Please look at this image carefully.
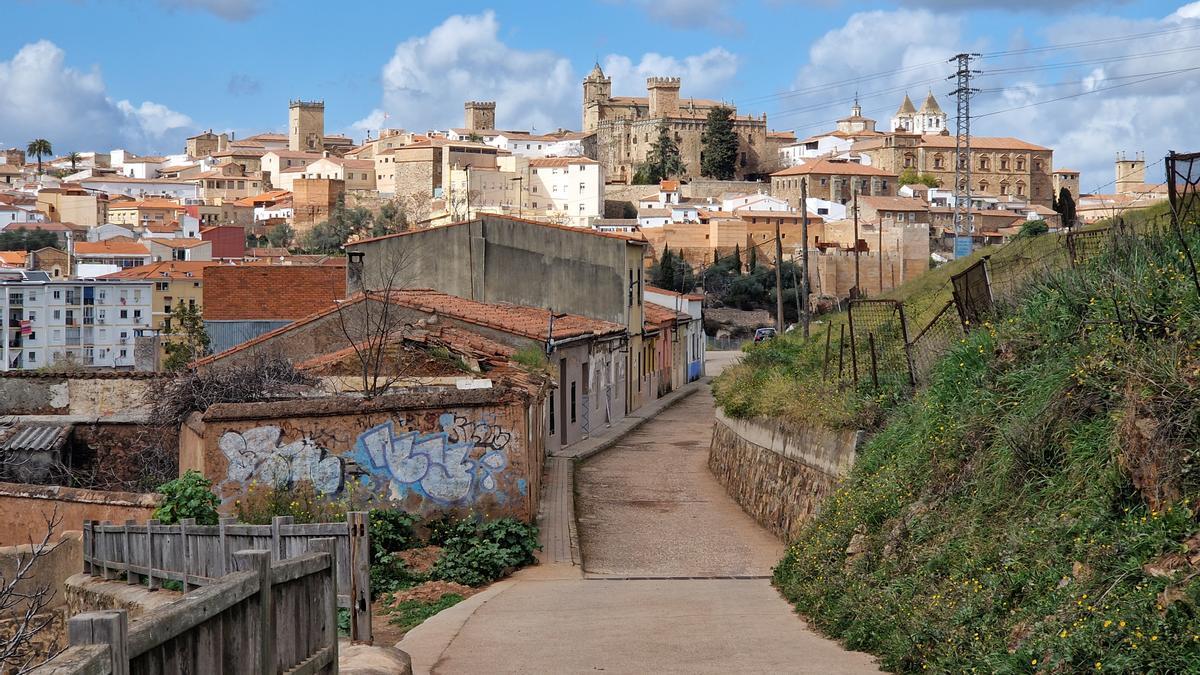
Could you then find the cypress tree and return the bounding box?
[732,244,743,275]
[701,106,739,180]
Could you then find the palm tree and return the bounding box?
[26,139,52,174]
[67,152,80,172]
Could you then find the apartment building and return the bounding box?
[1,269,155,371]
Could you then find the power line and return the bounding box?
[975,66,1200,119]
[981,22,1200,58]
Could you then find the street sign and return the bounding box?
[954,235,973,259]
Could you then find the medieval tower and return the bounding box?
[1115,151,1147,194]
[289,100,325,152]
[464,101,496,132]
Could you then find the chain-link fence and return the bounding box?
[846,299,913,390]
[907,300,963,385]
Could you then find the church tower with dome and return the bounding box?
[891,90,948,134]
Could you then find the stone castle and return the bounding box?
[582,65,782,183]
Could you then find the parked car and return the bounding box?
[753,327,776,343]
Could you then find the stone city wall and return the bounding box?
[0,373,156,417]
[708,409,860,541]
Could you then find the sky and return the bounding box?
[3,0,1199,191]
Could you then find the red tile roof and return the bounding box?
[528,157,600,168]
[73,240,151,256]
[643,301,690,327]
[103,261,217,280]
[383,289,624,341]
[772,158,897,178]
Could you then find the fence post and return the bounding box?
[124,520,138,586]
[82,521,93,576]
[847,303,859,384]
[896,302,917,388]
[868,332,879,390]
[234,550,273,675]
[311,538,340,666]
[837,323,846,385]
[347,511,373,644]
[822,322,832,380]
[100,521,116,581]
[218,516,235,576]
[271,515,293,562]
[180,518,196,591]
[146,519,160,591]
[68,610,129,675]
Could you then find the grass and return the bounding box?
[773,214,1200,673]
[714,203,1175,429]
[386,594,465,631]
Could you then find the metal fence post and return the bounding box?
[234,549,273,675]
[347,511,373,644]
[847,304,859,384]
[868,332,880,390]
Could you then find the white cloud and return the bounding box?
[777,5,1200,191]
[0,41,193,153]
[354,11,575,134]
[157,0,266,21]
[601,48,740,98]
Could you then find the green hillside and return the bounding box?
[772,214,1200,672]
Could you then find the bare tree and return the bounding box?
[0,510,64,673]
[334,247,420,397]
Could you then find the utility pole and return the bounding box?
[852,188,861,299]
[774,216,785,332]
[949,52,980,257]
[800,177,810,338]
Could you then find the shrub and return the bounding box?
[153,470,220,525]
[387,594,465,631]
[369,509,421,562]
[233,480,349,525]
[1018,219,1049,238]
[430,517,539,587]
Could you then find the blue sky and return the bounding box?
[3,0,1198,190]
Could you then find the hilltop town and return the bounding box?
[1,6,1196,671]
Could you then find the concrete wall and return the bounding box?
[182,390,545,522]
[64,573,181,621]
[348,216,639,327]
[708,410,859,541]
[0,483,160,546]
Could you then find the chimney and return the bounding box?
[347,251,364,295]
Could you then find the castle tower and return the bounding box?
[1115,151,1146,194]
[464,101,496,132]
[1052,169,1081,203]
[582,63,612,131]
[289,100,325,152]
[647,77,681,118]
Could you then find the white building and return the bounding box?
[521,157,604,227]
[490,131,588,158]
[1,270,155,371]
[78,176,199,201]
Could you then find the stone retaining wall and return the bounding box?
[708,410,860,541]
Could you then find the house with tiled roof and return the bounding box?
[104,260,217,363]
[194,286,627,453]
[201,264,348,354]
[147,237,212,263]
[73,238,152,270]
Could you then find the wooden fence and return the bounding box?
[33,542,339,674]
[80,513,371,643]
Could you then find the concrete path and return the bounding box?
[400,351,881,674]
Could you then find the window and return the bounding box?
[119,349,127,358]
[120,310,128,319]
[156,282,169,291]
[1000,157,1009,171]
[549,396,555,436]
[27,352,35,363]
[53,290,61,300]
[28,311,36,323]
[133,310,142,320]
[570,382,577,424]
[1017,158,1026,171]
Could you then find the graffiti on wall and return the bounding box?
[219,426,344,495]
[218,414,517,508]
[352,413,513,506]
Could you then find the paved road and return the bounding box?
[404,352,880,674]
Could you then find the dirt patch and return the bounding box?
[396,546,442,574]
[388,580,475,606]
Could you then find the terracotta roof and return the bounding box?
[348,214,648,246]
[660,180,680,192]
[771,158,897,178]
[231,189,291,208]
[2,222,88,233]
[73,240,151,256]
[917,134,1050,152]
[244,133,289,142]
[264,150,324,160]
[643,301,690,327]
[0,251,29,266]
[857,196,929,211]
[145,222,181,233]
[247,247,289,257]
[384,289,624,341]
[147,237,206,249]
[103,261,217,280]
[638,208,671,217]
[124,156,166,164]
[78,176,195,184]
[645,285,704,301]
[528,157,600,168]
